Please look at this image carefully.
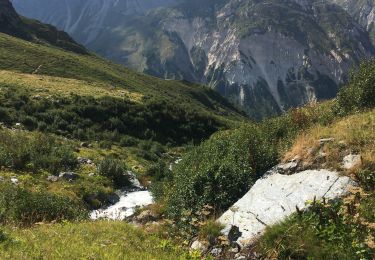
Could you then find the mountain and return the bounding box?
[330,0,375,43]
[1,0,87,54]
[13,0,375,119]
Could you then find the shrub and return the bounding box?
[166,124,278,218]
[198,220,223,243]
[0,183,87,226]
[149,161,173,201]
[98,157,130,188]
[120,135,139,147]
[337,59,375,114]
[0,130,77,174]
[256,200,374,259]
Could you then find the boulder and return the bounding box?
[277,161,298,175]
[58,172,78,181]
[343,154,361,170]
[46,175,58,182]
[10,177,19,185]
[210,247,222,256]
[135,209,157,224]
[107,193,120,204]
[218,168,354,245]
[190,240,207,253]
[127,170,143,189]
[80,142,89,147]
[77,157,93,165]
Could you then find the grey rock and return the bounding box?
[58,172,78,181]
[46,175,58,182]
[88,172,95,177]
[210,247,222,256]
[10,177,19,185]
[190,240,207,253]
[234,255,246,260]
[135,209,157,224]
[0,176,4,182]
[218,169,355,245]
[80,142,89,148]
[229,247,239,253]
[107,193,120,204]
[343,154,362,170]
[277,161,298,175]
[318,138,335,145]
[77,157,93,164]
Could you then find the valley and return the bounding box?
[0,0,374,259]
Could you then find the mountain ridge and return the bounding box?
[13,0,375,119]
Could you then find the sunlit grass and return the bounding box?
[0,221,187,259]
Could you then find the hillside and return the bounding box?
[13,0,375,119]
[0,31,246,144]
[0,0,87,54]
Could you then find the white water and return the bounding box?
[90,190,153,220]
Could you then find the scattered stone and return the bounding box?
[218,169,354,245]
[210,247,222,256]
[107,193,120,204]
[127,170,143,189]
[277,161,298,175]
[80,142,89,148]
[58,172,79,181]
[229,246,239,253]
[46,175,58,182]
[135,209,157,224]
[10,177,19,185]
[77,157,93,165]
[318,138,334,146]
[234,254,246,260]
[343,154,361,170]
[190,240,207,253]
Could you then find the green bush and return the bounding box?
[98,157,130,188]
[120,135,139,147]
[166,124,278,218]
[256,200,374,259]
[149,161,173,201]
[0,130,77,174]
[337,59,375,114]
[0,86,225,146]
[0,183,87,226]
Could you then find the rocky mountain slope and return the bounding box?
[1,0,87,54]
[330,0,375,43]
[13,0,375,119]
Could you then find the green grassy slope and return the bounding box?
[0,221,187,259]
[0,32,242,120]
[0,32,246,146]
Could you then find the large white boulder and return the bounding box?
[218,169,354,245]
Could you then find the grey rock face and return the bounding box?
[218,168,355,245]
